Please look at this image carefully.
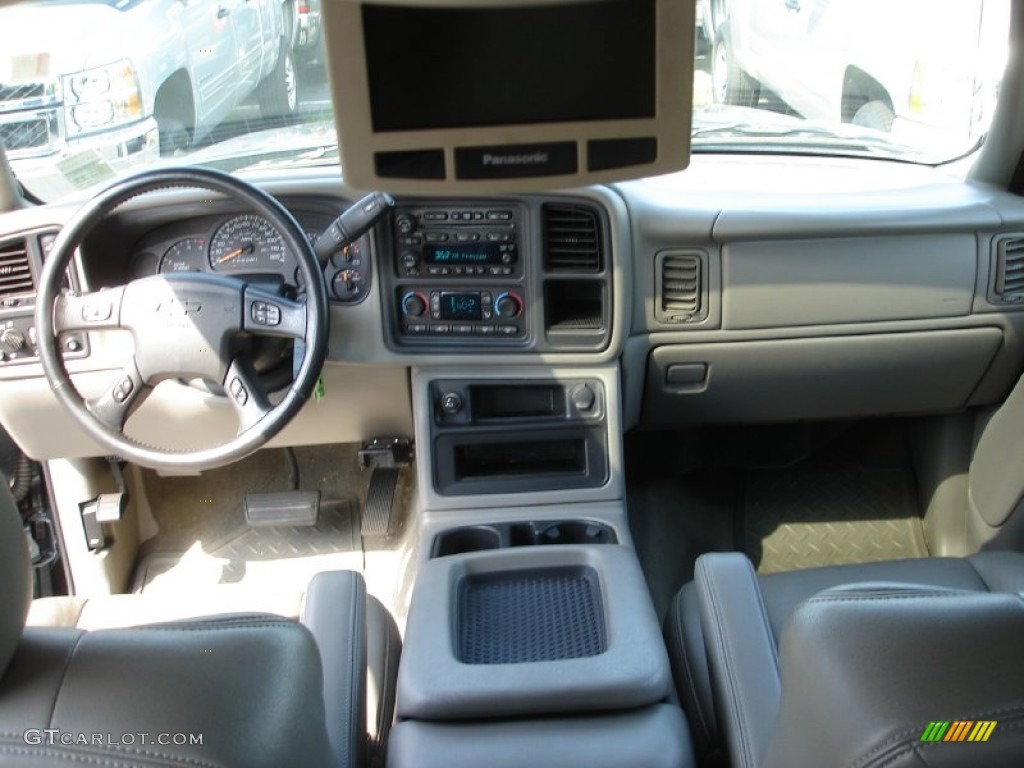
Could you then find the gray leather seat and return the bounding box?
[0,480,399,768]
[668,551,1024,768]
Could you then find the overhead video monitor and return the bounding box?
[322,0,695,192]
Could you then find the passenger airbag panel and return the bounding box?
[723,235,976,329]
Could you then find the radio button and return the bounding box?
[430,324,451,334]
[452,324,474,335]
[425,232,448,242]
[456,233,479,242]
[396,214,417,234]
[424,212,448,222]
[476,325,496,335]
[487,210,513,221]
[497,325,519,336]
[407,323,427,334]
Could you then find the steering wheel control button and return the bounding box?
[250,300,281,327]
[113,376,134,404]
[229,377,248,406]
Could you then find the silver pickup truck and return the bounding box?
[0,0,299,199]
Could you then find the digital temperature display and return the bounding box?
[439,292,483,321]
[424,244,503,265]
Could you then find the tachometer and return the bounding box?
[159,237,207,273]
[209,214,287,272]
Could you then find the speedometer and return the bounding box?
[208,215,287,272]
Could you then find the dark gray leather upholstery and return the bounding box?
[668,551,1024,767]
[0,475,29,678]
[0,479,398,768]
[764,584,1024,768]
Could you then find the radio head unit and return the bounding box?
[393,203,523,279]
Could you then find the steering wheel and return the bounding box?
[34,168,329,470]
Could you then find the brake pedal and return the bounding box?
[244,490,320,527]
[359,437,413,537]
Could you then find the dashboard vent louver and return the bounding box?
[542,204,602,272]
[996,238,1024,302]
[0,238,33,298]
[657,251,702,322]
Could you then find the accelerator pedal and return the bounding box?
[359,437,414,538]
[244,490,320,527]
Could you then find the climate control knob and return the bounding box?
[0,328,25,353]
[401,291,428,317]
[494,291,523,319]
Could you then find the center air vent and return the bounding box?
[542,204,602,272]
[995,237,1024,303]
[0,239,33,298]
[656,251,703,323]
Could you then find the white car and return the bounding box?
[706,0,1008,153]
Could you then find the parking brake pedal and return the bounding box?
[244,490,320,527]
[359,437,413,538]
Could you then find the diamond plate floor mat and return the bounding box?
[742,465,928,574]
[132,446,364,594]
[134,499,362,593]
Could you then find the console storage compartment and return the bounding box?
[389,544,692,767]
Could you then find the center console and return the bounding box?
[388,189,693,767]
[380,197,613,353]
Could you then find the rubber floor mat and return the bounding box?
[134,499,361,593]
[742,465,928,574]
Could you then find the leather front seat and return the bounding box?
[0,480,399,768]
[668,551,1024,768]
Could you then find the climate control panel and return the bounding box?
[397,287,526,339]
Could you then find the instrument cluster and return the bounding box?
[128,212,371,303]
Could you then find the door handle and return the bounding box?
[217,6,231,18]
[785,0,801,10]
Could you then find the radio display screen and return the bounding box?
[424,244,503,266]
[439,292,483,321]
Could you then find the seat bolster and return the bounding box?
[366,595,401,768]
[694,553,781,768]
[665,583,721,762]
[301,570,368,768]
[763,584,1024,768]
[967,550,1024,595]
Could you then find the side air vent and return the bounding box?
[542,204,602,272]
[0,238,33,298]
[995,237,1024,303]
[656,251,703,323]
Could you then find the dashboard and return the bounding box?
[1,155,1024,463]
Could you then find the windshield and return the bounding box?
[0,0,1011,201]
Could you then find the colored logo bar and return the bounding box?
[921,721,997,742]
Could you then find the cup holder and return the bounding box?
[434,526,503,557]
[432,519,616,557]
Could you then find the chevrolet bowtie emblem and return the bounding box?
[156,299,202,317]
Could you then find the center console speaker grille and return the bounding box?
[457,566,606,664]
